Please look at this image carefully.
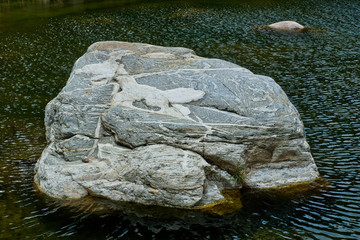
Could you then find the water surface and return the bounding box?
[1,0,359,239]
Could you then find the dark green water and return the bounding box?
[1,0,359,239]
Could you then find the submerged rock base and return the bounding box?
[34,41,319,209]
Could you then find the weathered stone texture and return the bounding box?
[34,41,319,208]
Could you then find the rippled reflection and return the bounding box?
[0,0,359,239]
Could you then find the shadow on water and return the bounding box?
[1,0,360,239]
[0,0,143,33]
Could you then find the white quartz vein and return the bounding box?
[132,67,252,79]
[112,64,205,120]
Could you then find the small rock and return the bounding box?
[267,21,306,32]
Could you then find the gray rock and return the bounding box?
[34,41,319,208]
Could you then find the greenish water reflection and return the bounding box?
[0,0,359,239]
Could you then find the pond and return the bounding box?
[0,0,359,239]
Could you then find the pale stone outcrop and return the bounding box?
[267,21,306,32]
[34,41,319,208]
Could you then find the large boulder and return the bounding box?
[34,41,319,209]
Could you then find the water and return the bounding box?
[1,0,359,239]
